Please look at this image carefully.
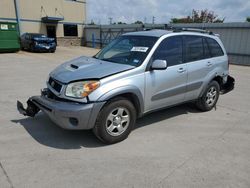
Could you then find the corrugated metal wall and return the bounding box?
[84,22,250,65]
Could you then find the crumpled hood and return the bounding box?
[50,56,134,83]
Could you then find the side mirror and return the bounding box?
[151,60,167,70]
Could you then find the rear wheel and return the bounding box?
[93,98,136,144]
[196,81,220,111]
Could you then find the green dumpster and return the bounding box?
[0,22,20,52]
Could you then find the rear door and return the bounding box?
[184,35,213,100]
[145,36,187,112]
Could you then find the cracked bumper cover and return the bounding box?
[29,96,105,130]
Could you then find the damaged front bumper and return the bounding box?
[17,90,105,130]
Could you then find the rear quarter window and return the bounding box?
[206,38,224,57]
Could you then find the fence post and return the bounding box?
[99,25,102,48]
[92,33,95,48]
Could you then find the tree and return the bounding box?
[246,17,250,22]
[171,9,225,23]
[89,20,96,25]
[117,21,126,24]
[134,20,143,24]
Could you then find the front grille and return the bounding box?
[41,42,54,46]
[48,77,62,93]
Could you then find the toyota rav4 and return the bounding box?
[17,29,235,144]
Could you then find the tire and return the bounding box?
[196,81,220,112]
[93,98,137,144]
[30,45,34,52]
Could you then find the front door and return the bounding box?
[145,36,187,112]
[46,25,57,44]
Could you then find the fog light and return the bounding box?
[69,118,78,126]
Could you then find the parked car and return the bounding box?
[20,33,56,53]
[17,29,235,144]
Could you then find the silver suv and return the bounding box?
[17,29,235,144]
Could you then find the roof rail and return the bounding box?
[173,28,214,35]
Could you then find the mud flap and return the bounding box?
[221,75,235,95]
[17,99,40,117]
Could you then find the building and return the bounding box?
[0,0,86,46]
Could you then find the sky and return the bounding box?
[86,0,250,24]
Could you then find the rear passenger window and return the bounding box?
[184,36,203,62]
[153,36,183,67]
[206,38,224,57]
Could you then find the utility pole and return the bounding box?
[192,10,194,22]
[152,16,155,24]
[109,17,113,25]
[14,0,22,35]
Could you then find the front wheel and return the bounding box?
[93,98,136,144]
[196,81,220,112]
[29,45,35,52]
[50,48,56,53]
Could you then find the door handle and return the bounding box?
[177,68,186,73]
[207,62,213,67]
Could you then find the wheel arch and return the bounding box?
[97,86,144,117]
[212,76,223,89]
[199,74,224,98]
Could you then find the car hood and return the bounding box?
[34,37,55,42]
[50,56,135,83]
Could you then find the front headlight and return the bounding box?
[65,80,100,98]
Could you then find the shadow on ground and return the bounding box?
[12,104,201,149]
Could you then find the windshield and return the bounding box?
[95,35,158,67]
[32,34,46,38]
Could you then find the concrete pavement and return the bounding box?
[0,47,249,188]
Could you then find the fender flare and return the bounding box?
[97,85,144,116]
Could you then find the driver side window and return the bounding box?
[153,36,183,67]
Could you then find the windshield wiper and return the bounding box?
[100,58,118,63]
